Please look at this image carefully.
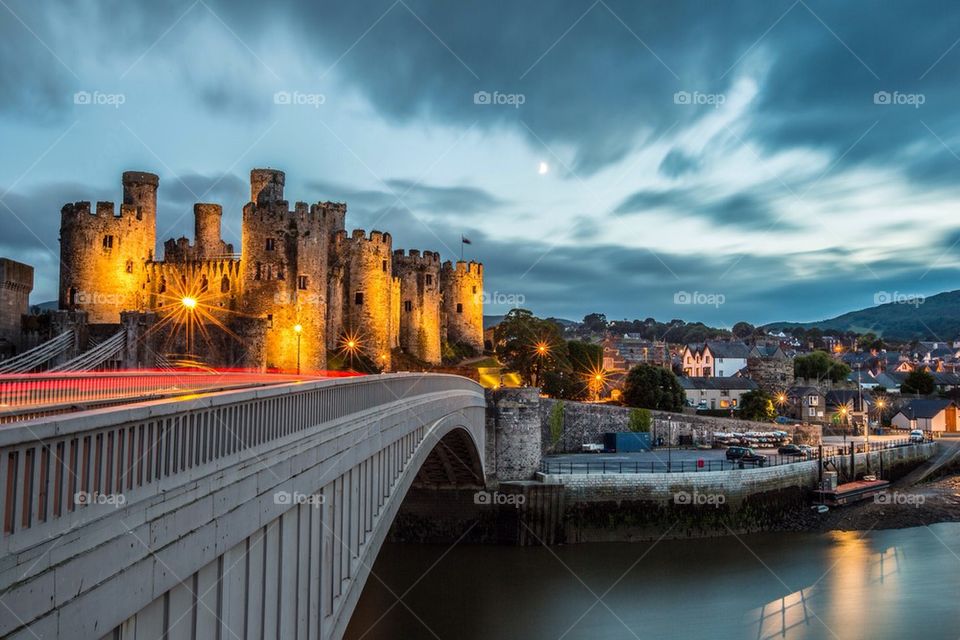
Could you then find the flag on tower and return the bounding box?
[461,235,472,245]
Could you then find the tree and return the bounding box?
[622,364,685,412]
[540,340,602,400]
[738,389,776,422]
[732,321,755,339]
[794,351,850,383]
[901,369,935,395]
[582,313,607,333]
[628,408,652,432]
[494,309,569,386]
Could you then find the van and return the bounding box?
[909,429,925,443]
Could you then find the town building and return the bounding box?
[679,376,758,410]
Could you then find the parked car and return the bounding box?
[778,444,805,456]
[740,451,767,467]
[909,429,925,443]
[581,443,604,453]
[725,446,750,460]
[798,445,816,457]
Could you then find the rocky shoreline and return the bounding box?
[782,471,960,533]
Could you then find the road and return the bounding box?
[540,447,801,473]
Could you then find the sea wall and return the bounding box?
[541,398,822,454]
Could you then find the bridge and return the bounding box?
[0,373,487,640]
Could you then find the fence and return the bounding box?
[539,438,926,474]
[0,373,479,537]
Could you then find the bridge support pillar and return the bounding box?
[485,387,542,483]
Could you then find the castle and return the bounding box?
[57,169,484,371]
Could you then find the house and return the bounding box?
[606,335,668,368]
[681,341,750,377]
[679,376,758,410]
[824,389,874,427]
[891,398,958,433]
[786,386,827,424]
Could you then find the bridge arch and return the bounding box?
[0,373,486,640]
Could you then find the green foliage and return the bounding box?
[441,339,477,365]
[548,400,565,447]
[628,408,652,432]
[793,351,851,383]
[732,321,755,338]
[738,389,777,422]
[622,364,685,412]
[582,313,608,332]
[901,369,935,395]
[604,318,731,343]
[494,309,570,386]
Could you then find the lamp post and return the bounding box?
[181,296,197,355]
[293,324,303,374]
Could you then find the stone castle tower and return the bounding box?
[57,168,484,371]
[59,172,158,323]
[441,260,484,353]
[393,250,442,364]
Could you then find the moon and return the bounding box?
[538,161,549,175]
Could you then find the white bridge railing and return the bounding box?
[0,374,477,538]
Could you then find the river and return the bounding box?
[346,522,960,639]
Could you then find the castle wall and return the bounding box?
[59,172,158,324]
[0,258,32,348]
[393,250,442,364]
[441,260,484,352]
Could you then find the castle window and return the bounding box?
[102,235,114,250]
[265,238,276,251]
[255,262,262,280]
[267,314,273,328]
[125,260,133,273]
[298,275,308,290]
[159,277,166,293]
[200,275,208,293]
[472,286,477,294]
[404,300,412,312]
[355,292,364,306]
[456,303,463,313]
[221,276,230,293]
[425,274,433,286]
[382,260,387,272]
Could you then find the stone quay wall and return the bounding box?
[540,398,822,454]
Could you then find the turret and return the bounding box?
[250,169,285,205]
[194,203,223,258]
[441,260,484,353]
[393,249,442,364]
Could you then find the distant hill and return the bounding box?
[764,289,960,341]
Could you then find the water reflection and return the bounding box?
[347,523,960,640]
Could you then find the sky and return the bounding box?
[2,0,960,328]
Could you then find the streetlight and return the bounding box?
[293,324,303,374]
[181,297,197,354]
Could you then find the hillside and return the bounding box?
[765,289,960,340]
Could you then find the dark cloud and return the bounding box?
[614,186,799,230]
[658,149,700,178]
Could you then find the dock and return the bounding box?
[812,479,890,507]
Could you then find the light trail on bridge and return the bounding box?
[0,369,364,423]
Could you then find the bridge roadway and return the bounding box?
[0,372,487,639]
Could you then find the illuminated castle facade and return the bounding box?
[58,169,484,371]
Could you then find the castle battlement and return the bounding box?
[442,260,483,276]
[349,229,391,244]
[393,249,441,266]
